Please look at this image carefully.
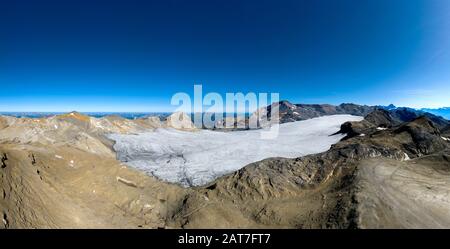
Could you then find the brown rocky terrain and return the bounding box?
[0,112,190,228]
[1,108,449,228]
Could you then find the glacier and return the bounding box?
[108,115,363,187]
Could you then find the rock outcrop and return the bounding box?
[393,117,448,156]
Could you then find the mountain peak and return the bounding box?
[57,111,91,122]
[387,104,396,109]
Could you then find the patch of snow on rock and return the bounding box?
[109,115,363,187]
[376,127,387,131]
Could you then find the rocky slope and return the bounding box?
[0,143,187,228]
[441,125,450,137]
[1,108,449,228]
[169,113,450,228]
[0,112,195,228]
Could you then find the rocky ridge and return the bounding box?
[219,100,449,130]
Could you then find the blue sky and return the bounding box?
[1,0,449,112]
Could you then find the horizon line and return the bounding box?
[1,102,449,113]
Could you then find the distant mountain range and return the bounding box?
[259,101,449,130]
[2,102,449,131]
[376,105,449,130]
[420,107,450,120]
[376,104,450,119]
[0,112,171,120]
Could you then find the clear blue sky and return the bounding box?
[1,0,449,112]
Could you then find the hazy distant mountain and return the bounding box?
[420,107,450,120]
[0,112,170,120]
[376,104,450,121]
[376,104,397,110]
